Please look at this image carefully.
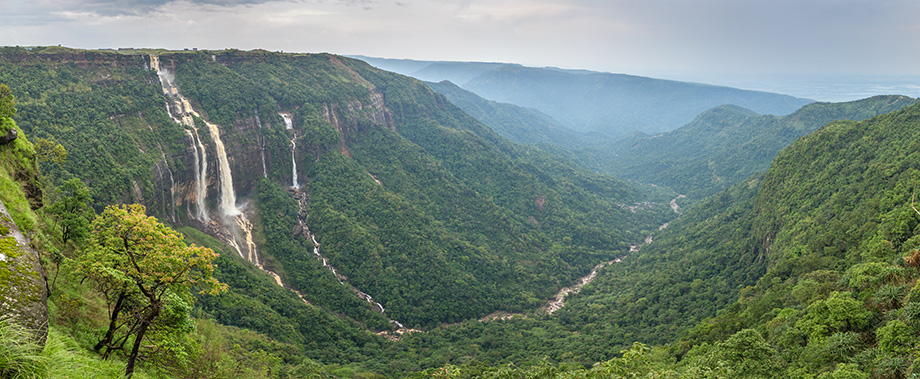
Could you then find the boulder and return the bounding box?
[0,199,48,344]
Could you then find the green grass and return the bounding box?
[1,318,159,379]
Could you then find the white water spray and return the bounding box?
[290,138,299,189]
[280,113,299,188]
[199,115,240,217]
[150,55,257,265]
[280,113,293,130]
[184,130,209,221]
[255,110,268,178]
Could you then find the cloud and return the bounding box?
[8,0,374,20]
[2,0,919,77]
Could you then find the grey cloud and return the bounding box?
[65,0,370,16]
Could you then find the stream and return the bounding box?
[291,191,412,332]
[543,194,685,314]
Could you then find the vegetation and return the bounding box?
[5,47,920,378]
[606,96,917,199]
[75,204,225,377]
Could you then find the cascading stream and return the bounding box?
[255,109,268,178]
[146,124,178,223]
[186,129,209,221]
[544,194,686,314]
[150,55,258,266]
[290,138,299,189]
[293,191,407,329]
[280,113,298,188]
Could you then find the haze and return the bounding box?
[4,0,920,100]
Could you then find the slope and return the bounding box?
[0,47,670,344]
[424,80,591,147]
[559,100,920,377]
[607,95,917,199]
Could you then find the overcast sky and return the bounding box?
[4,0,920,82]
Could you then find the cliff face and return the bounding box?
[0,48,657,329]
[0,199,48,343]
[142,52,397,223]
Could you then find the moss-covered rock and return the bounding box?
[0,198,47,344]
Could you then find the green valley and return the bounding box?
[2,45,920,379]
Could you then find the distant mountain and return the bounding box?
[464,66,814,136]
[350,55,513,86]
[424,80,590,146]
[606,95,918,199]
[351,55,814,137]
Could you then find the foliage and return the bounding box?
[15,48,920,379]
[606,96,917,199]
[0,316,47,379]
[0,51,186,217]
[45,178,92,244]
[75,204,225,377]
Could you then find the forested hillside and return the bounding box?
[607,95,917,199]
[0,46,676,377]
[366,85,920,378]
[5,45,920,379]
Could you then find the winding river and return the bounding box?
[543,194,685,314]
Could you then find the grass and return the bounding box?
[0,317,158,379]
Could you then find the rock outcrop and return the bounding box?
[0,199,48,344]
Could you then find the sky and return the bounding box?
[3,0,920,99]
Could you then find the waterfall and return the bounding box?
[152,56,207,222]
[149,128,177,223]
[255,109,268,178]
[280,113,298,188]
[150,55,257,266]
[290,138,299,189]
[184,129,209,221]
[280,113,293,129]
[201,118,239,217]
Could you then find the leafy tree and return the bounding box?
[0,83,14,120]
[33,137,66,164]
[715,329,784,379]
[46,178,92,245]
[75,204,225,377]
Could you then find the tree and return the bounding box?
[76,204,225,377]
[33,137,66,164]
[0,83,14,120]
[46,178,92,245]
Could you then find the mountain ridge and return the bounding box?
[352,55,814,137]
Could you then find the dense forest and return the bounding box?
[2,46,920,378]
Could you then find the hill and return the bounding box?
[572,99,920,377]
[424,80,592,147]
[606,95,918,199]
[353,55,814,137]
[0,46,672,375]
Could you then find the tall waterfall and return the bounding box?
[255,109,268,178]
[199,114,239,217]
[150,55,258,265]
[184,129,209,221]
[280,113,298,188]
[290,138,299,189]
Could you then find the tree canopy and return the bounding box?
[76,204,225,377]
